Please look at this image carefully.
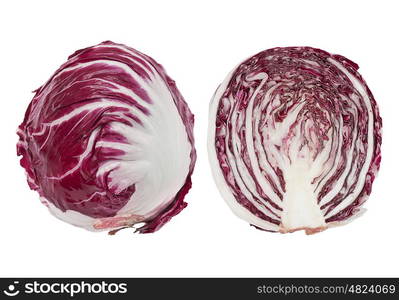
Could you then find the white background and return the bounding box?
[0,0,398,277]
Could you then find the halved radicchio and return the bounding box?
[208,47,381,234]
[17,41,196,234]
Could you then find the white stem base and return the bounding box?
[279,161,327,234]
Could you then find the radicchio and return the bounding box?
[17,41,196,233]
[208,47,382,234]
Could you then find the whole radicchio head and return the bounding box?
[17,41,196,234]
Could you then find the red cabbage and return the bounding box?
[17,41,196,234]
[208,47,381,234]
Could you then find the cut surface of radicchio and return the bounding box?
[208,47,382,234]
[17,41,196,233]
